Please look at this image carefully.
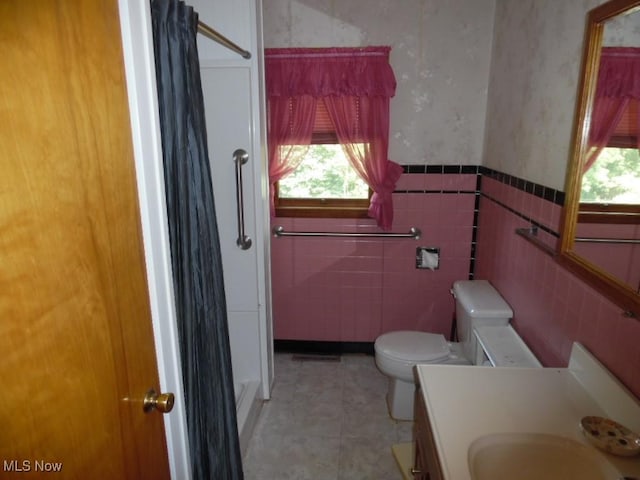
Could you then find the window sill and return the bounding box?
[275,205,370,219]
[578,203,640,224]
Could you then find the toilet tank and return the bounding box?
[452,280,513,361]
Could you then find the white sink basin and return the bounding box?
[468,432,621,480]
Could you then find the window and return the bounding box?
[264,46,402,230]
[579,47,640,223]
[274,99,371,217]
[581,93,640,205]
[579,118,640,223]
[579,146,640,224]
[580,147,640,205]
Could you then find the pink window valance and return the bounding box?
[594,47,640,99]
[586,47,640,172]
[265,46,397,98]
[264,46,401,230]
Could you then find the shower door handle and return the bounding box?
[233,149,252,250]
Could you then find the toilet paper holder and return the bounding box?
[416,247,440,270]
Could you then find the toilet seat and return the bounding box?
[375,330,450,363]
[373,280,536,421]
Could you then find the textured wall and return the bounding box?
[484,0,601,191]
[262,0,495,166]
[263,1,494,341]
[262,0,607,189]
[604,8,640,46]
[262,0,640,399]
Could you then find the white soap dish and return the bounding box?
[580,416,640,457]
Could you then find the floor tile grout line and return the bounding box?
[244,353,408,479]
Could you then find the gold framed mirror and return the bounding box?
[560,0,640,317]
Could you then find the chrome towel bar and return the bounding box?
[575,237,640,245]
[272,226,421,239]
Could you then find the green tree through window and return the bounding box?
[581,147,640,204]
[279,144,369,200]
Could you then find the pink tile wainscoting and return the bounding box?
[476,176,640,399]
[270,168,640,399]
[270,172,477,343]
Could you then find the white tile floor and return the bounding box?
[242,352,412,480]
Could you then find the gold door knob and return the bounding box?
[143,389,175,414]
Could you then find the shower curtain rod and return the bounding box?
[197,20,251,59]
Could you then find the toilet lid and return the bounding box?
[375,331,450,362]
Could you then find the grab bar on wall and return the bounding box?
[197,20,251,59]
[574,237,640,245]
[272,226,422,239]
[234,149,252,250]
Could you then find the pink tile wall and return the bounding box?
[573,223,640,288]
[476,178,640,399]
[270,173,476,343]
[270,169,640,398]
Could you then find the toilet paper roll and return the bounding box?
[421,249,439,271]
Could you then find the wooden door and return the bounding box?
[0,1,172,478]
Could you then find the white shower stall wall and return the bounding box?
[193,0,273,456]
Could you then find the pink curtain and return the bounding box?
[324,95,402,230]
[265,46,399,229]
[586,47,640,172]
[266,95,317,213]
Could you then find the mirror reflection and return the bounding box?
[570,6,640,295]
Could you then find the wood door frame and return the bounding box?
[117,2,190,478]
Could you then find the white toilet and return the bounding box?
[374,279,539,421]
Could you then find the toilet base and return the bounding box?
[386,377,416,421]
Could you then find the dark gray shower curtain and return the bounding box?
[151,1,244,478]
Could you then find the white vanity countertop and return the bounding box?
[415,343,640,480]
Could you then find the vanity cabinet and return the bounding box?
[413,384,443,480]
